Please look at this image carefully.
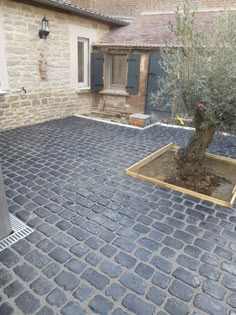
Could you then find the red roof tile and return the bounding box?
[95,10,235,48]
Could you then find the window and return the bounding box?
[77,37,89,88]
[109,54,127,89]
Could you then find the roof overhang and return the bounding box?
[15,0,129,27]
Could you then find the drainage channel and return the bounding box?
[0,214,33,252]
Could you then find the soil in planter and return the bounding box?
[137,150,236,202]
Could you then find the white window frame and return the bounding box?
[70,25,104,91]
[0,15,9,93]
[77,37,89,89]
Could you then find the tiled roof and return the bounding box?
[27,0,128,26]
[95,10,235,48]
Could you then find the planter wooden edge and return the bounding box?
[125,143,236,208]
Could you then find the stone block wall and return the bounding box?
[70,0,236,16]
[0,0,109,130]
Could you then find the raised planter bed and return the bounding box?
[125,143,236,208]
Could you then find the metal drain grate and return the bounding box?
[0,214,33,252]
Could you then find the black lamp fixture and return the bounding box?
[39,16,50,40]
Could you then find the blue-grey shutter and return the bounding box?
[145,52,169,114]
[126,54,141,95]
[91,52,104,91]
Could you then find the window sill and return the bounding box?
[0,90,9,95]
[75,88,91,94]
[99,89,129,96]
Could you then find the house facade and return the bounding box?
[91,9,234,116]
[0,0,126,130]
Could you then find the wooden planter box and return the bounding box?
[125,143,236,208]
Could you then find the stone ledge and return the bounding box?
[0,91,9,95]
[99,89,129,96]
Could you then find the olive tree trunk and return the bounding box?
[0,166,12,240]
[175,108,215,184]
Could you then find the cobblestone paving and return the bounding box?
[0,117,236,315]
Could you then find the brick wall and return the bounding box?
[0,0,110,130]
[70,0,236,16]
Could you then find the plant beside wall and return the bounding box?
[153,2,236,195]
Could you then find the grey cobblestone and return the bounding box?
[152,222,174,234]
[89,295,114,314]
[162,236,184,250]
[150,255,172,274]
[0,248,20,268]
[12,239,32,255]
[115,251,137,268]
[73,284,93,302]
[85,251,103,266]
[52,232,76,248]
[70,244,90,258]
[0,117,235,315]
[46,288,67,307]
[100,244,117,258]
[54,271,80,291]
[147,286,166,305]
[81,268,110,289]
[49,247,71,263]
[25,249,50,268]
[122,293,155,315]
[221,261,236,276]
[113,237,136,252]
[135,262,154,279]
[164,297,190,315]
[202,279,226,300]
[65,259,86,274]
[30,276,53,295]
[199,263,221,280]
[194,238,214,250]
[100,260,122,278]
[214,246,232,260]
[42,262,60,279]
[36,306,54,315]
[113,308,128,315]
[169,279,194,301]
[3,280,24,298]
[227,293,236,308]
[201,253,219,267]
[15,291,40,314]
[152,271,171,289]
[0,303,14,315]
[61,302,86,315]
[177,254,199,271]
[160,247,176,258]
[106,283,126,301]
[194,293,227,315]
[120,271,146,295]
[13,263,38,282]
[222,274,236,291]
[36,239,56,253]
[173,267,201,288]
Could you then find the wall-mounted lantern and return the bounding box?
[39,16,50,40]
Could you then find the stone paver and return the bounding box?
[0,117,235,314]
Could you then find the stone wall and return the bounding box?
[0,0,110,130]
[70,0,236,16]
[93,53,149,114]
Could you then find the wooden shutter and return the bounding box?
[91,52,104,91]
[126,54,141,95]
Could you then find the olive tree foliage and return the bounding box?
[154,3,236,136]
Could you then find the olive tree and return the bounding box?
[154,3,236,188]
